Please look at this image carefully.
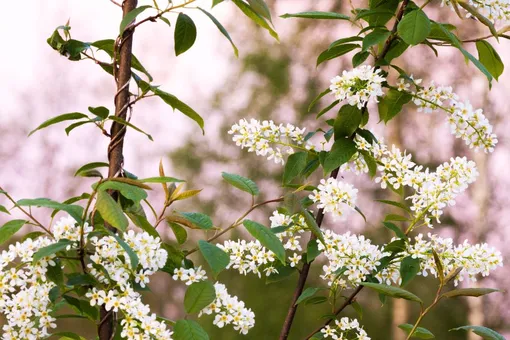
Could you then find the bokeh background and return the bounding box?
[0,0,509,339]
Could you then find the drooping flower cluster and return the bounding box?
[218,211,308,277]
[172,270,255,334]
[0,235,57,339]
[228,118,315,164]
[309,178,358,220]
[343,135,479,228]
[52,214,92,243]
[201,283,255,334]
[319,230,396,288]
[406,233,504,285]
[330,65,385,109]
[320,317,371,340]
[441,0,510,23]
[400,79,498,152]
[87,286,173,339]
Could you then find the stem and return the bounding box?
[186,197,284,255]
[278,168,339,340]
[99,1,137,339]
[405,284,444,340]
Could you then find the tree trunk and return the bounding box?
[98,1,138,339]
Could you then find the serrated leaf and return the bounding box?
[33,240,73,263]
[0,220,26,245]
[243,220,286,264]
[198,240,230,277]
[362,28,390,51]
[398,324,435,339]
[384,239,407,253]
[154,89,204,133]
[397,9,431,45]
[283,152,308,184]
[18,198,83,224]
[173,319,209,340]
[352,51,370,67]
[247,0,272,22]
[301,208,324,244]
[222,172,259,195]
[317,44,359,66]
[360,282,422,303]
[295,287,321,305]
[184,281,216,314]
[29,112,88,136]
[323,138,357,173]
[231,0,279,41]
[179,212,213,230]
[400,256,421,287]
[281,11,349,20]
[169,222,187,244]
[174,13,197,56]
[306,239,321,263]
[443,288,501,298]
[476,40,504,80]
[334,105,362,138]
[450,326,505,340]
[197,7,239,57]
[378,89,412,123]
[47,260,65,286]
[95,190,129,231]
[120,5,151,33]
[266,263,297,284]
[382,221,407,239]
[97,181,147,202]
[63,295,99,321]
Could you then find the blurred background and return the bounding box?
[0,0,509,339]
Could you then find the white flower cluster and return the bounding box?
[319,230,396,288]
[88,230,168,289]
[87,287,173,339]
[407,233,504,285]
[0,235,57,339]
[201,283,255,334]
[442,0,510,23]
[228,118,315,165]
[52,215,92,243]
[320,317,370,340]
[309,178,358,220]
[344,136,479,228]
[218,211,308,277]
[172,266,208,285]
[172,270,255,334]
[402,79,498,153]
[330,65,385,109]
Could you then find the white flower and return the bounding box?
[289,253,302,267]
[441,0,510,24]
[330,65,385,109]
[309,178,358,220]
[320,317,370,339]
[228,119,315,165]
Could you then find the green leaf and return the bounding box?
[384,239,407,253]
[384,38,409,62]
[351,301,363,320]
[352,51,370,67]
[139,176,184,183]
[169,222,187,244]
[243,220,286,264]
[97,181,147,202]
[450,326,505,340]
[266,263,297,284]
[198,241,230,277]
[377,199,411,213]
[108,116,153,141]
[382,221,407,239]
[281,11,349,20]
[173,319,209,340]
[316,100,340,118]
[18,198,83,224]
[0,205,10,215]
[476,40,504,80]
[362,28,391,51]
[283,152,308,184]
[295,287,321,305]
[65,121,93,135]
[306,239,321,263]
[437,24,493,85]
[428,22,456,41]
[323,138,357,173]
[360,282,422,303]
[33,240,73,263]
[29,112,88,136]
[174,13,197,56]
[397,9,431,45]
[247,0,272,22]
[88,106,109,119]
[111,233,139,270]
[95,190,129,231]
[120,5,151,33]
[212,0,224,7]
[221,172,259,195]
[301,209,324,244]
[378,88,412,123]
[443,288,501,298]
[231,0,279,41]
[398,324,435,339]
[127,213,160,239]
[180,212,213,230]
[304,296,328,305]
[359,150,377,178]
[66,273,97,286]
[197,7,238,57]
[63,295,99,321]
[400,256,421,287]
[385,214,409,222]
[0,220,26,245]
[317,44,359,66]
[51,332,85,340]
[308,88,331,112]
[47,260,65,286]
[154,89,204,133]
[184,281,216,314]
[355,8,396,22]
[329,36,364,50]
[367,0,399,26]
[74,162,109,177]
[334,105,362,138]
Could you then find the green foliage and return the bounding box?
[180,212,213,230]
[174,13,197,56]
[476,40,504,80]
[397,9,431,45]
[95,190,129,231]
[334,105,362,138]
[442,288,501,298]
[221,172,260,195]
[281,11,350,20]
[398,324,435,338]
[184,281,216,314]
[120,5,151,33]
[323,138,357,173]
[243,220,286,264]
[450,326,505,340]
[360,282,423,304]
[400,256,421,287]
[33,240,73,263]
[0,220,26,245]
[378,88,412,123]
[198,240,230,277]
[174,319,209,340]
[197,8,239,57]
[283,152,308,184]
[29,112,88,136]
